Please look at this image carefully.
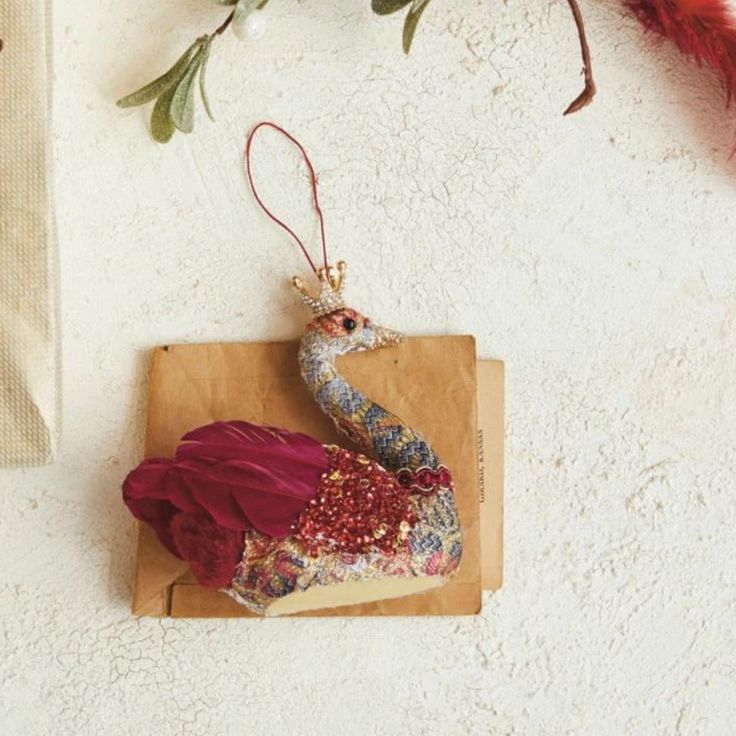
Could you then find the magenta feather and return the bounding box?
[123,421,328,561]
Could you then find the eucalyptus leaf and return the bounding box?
[403,0,432,54]
[199,40,215,122]
[372,0,412,15]
[169,46,206,133]
[117,37,206,108]
[150,84,177,143]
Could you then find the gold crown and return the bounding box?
[293,261,347,317]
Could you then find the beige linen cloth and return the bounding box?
[0,2,58,465]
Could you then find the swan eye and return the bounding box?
[342,317,357,332]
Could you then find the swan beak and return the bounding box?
[370,324,404,349]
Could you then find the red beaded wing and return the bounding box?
[292,446,415,557]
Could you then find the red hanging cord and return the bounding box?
[245,121,328,274]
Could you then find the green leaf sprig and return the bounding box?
[118,0,595,143]
[372,0,433,54]
[117,0,270,143]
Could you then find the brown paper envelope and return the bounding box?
[131,336,497,617]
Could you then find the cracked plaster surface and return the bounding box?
[1,1,735,734]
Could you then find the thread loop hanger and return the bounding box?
[245,121,328,275]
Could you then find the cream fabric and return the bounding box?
[0,1,58,465]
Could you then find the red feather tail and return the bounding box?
[626,0,736,104]
[122,421,329,588]
[170,513,243,589]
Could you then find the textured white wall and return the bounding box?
[1,1,735,734]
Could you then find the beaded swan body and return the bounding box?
[123,262,463,615]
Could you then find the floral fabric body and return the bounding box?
[228,446,462,614]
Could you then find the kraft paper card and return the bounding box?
[478,360,504,591]
[130,336,503,617]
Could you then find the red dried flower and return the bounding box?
[627,0,736,103]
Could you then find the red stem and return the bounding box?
[214,10,235,37]
[563,0,597,115]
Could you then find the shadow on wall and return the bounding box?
[617,7,736,174]
[77,348,151,609]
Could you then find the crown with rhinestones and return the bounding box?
[293,261,347,317]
